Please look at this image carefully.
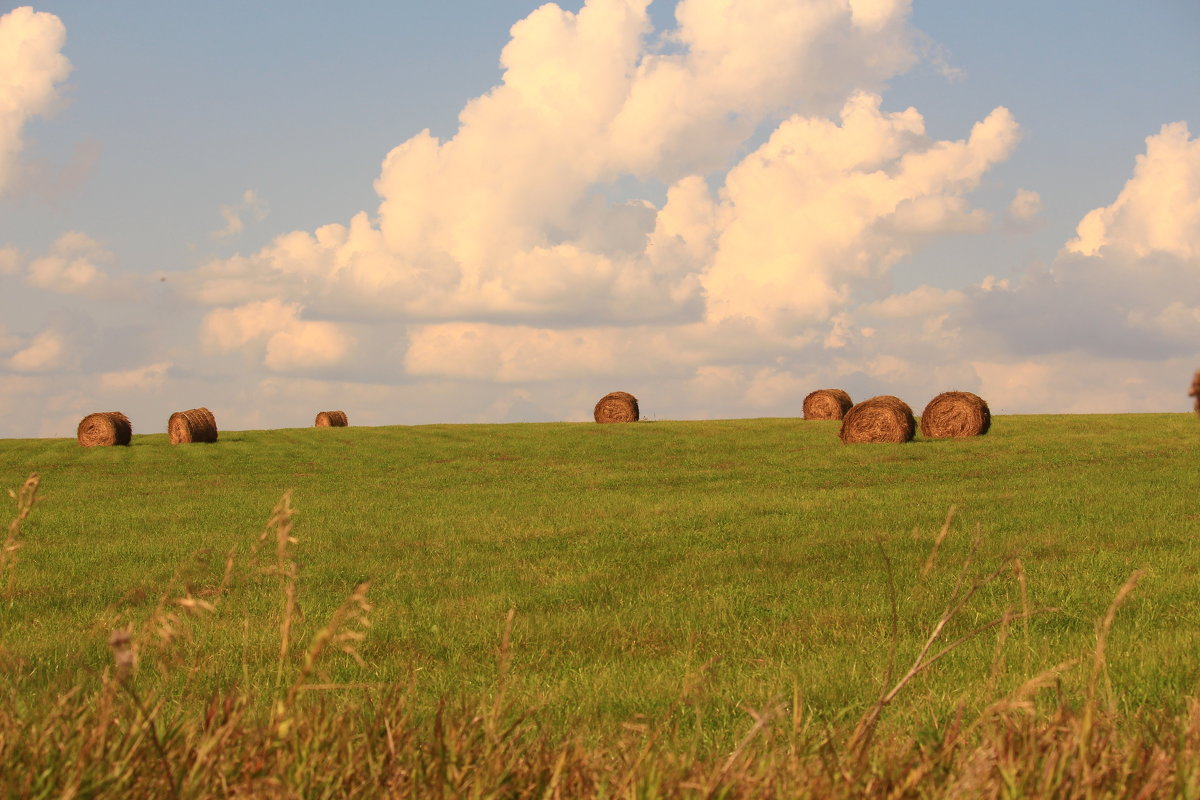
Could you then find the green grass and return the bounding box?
[1,414,1198,747]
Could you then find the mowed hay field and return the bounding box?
[2,413,1198,747]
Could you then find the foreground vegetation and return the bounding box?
[1,414,1197,795]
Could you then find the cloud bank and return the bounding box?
[180,0,1031,422]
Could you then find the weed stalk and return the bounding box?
[2,473,39,597]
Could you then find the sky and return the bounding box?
[1,0,1198,438]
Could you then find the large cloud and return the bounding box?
[944,121,1200,413]
[184,0,1020,401]
[976,122,1200,361]
[6,328,70,372]
[701,92,1015,331]
[23,232,118,295]
[1066,122,1200,261]
[187,0,919,325]
[0,6,71,193]
[391,91,1016,389]
[201,299,355,373]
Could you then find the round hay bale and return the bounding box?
[77,411,132,447]
[920,391,991,438]
[802,389,853,420]
[315,410,348,427]
[1190,369,1200,415]
[594,391,639,423]
[168,407,218,444]
[839,395,915,444]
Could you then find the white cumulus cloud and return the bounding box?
[7,328,70,372]
[24,231,115,295]
[186,0,921,326]
[165,0,1041,424]
[1066,122,1200,260]
[1008,188,1041,221]
[958,120,1200,412]
[0,6,71,193]
[702,94,1016,331]
[213,189,268,239]
[97,361,172,392]
[201,299,354,373]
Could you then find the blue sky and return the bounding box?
[1,1,1198,437]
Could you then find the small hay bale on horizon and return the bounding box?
[1191,369,1199,415]
[315,410,349,427]
[77,411,132,447]
[594,391,639,423]
[802,389,853,420]
[839,396,915,444]
[168,407,218,444]
[920,391,991,439]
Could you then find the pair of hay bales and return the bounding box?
[804,388,990,443]
[77,407,218,446]
[841,392,990,443]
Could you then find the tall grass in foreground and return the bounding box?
[4,476,1199,798]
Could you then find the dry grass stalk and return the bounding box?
[594,391,639,423]
[98,550,235,800]
[920,506,958,579]
[852,513,1061,764]
[256,491,299,691]
[920,391,991,439]
[276,581,373,734]
[1190,370,1199,414]
[314,410,348,427]
[105,628,180,800]
[2,474,39,597]
[489,608,516,740]
[77,411,133,447]
[839,396,915,444]
[803,389,853,420]
[849,550,1044,758]
[1081,569,1145,770]
[167,408,217,444]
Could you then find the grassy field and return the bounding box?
[2,412,1197,748]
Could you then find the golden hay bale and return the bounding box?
[168,407,218,444]
[920,391,992,439]
[77,411,132,447]
[802,389,853,420]
[594,391,639,423]
[1191,370,1200,415]
[315,410,348,427]
[839,395,915,444]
